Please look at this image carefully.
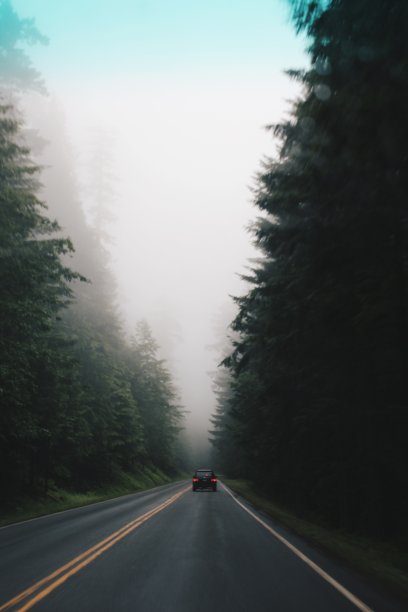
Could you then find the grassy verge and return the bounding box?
[0,467,186,528]
[223,478,408,599]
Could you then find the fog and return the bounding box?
[14,0,307,458]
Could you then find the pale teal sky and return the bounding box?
[14,0,307,83]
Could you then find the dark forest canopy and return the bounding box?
[0,1,185,501]
[212,0,408,538]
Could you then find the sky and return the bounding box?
[14,0,308,454]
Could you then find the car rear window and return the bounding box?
[196,470,213,476]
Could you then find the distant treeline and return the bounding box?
[0,0,185,500]
[211,0,408,538]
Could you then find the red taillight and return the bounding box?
[211,478,217,483]
[193,477,199,482]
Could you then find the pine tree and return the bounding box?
[0,0,48,93]
[128,321,184,473]
[1,1,185,499]
[0,104,80,492]
[223,0,408,536]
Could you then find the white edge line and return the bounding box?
[221,482,373,612]
[0,480,187,531]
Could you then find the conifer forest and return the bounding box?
[0,0,185,499]
[211,0,408,539]
[1,0,407,548]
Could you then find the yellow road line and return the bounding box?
[0,486,188,612]
[1,500,169,611]
[221,483,373,612]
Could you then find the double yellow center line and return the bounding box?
[0,486,189,612]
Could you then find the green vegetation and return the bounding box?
[224,479,408,597]
[0,1,187,511]
[0,467,185,528]
[212,0,408,542]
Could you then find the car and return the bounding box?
[192,468,217,492]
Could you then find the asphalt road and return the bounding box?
[0,481,404,612]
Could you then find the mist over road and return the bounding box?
[0,482,402,612]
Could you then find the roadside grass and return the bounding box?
[0,467,187,528]
[222,478,408,599]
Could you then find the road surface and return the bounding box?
[0,481,404,611]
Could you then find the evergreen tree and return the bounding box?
[0,0,47,92]
[86,128,117,245]
[0,104,80,492]
[128,321,184,473]
[30,99,146,487]
[219,0,408,537]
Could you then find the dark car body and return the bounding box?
[192,469,217,491]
